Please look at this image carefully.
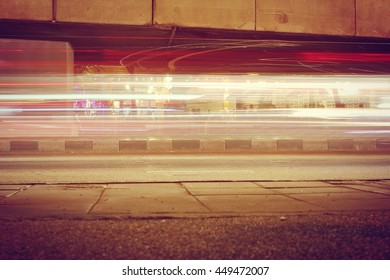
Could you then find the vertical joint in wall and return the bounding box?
[52,0,57,23]
[152,0,156,25]
[254,0,257,31]
[354,0,357,36]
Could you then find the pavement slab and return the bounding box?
[0,184,32,198]
[256,181,336,188]
[361,181,390,189]
[0,190,19,198]
[0,184,102,217]
[271,186,361,194]
[340,184,390,196]
[1,180,390,218]
[0,184,32,190]
[182,182,276,195]
[91,183,209,215]
[288,193,390,211]
[195,194,324,212]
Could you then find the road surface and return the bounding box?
[1,154,390,184]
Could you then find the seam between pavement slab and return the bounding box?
[180,182,212,212]
[87,185,107,214]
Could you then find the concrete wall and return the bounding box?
[154,0,255,30]
[0,0,389,38]
[0,0,52,21]
[356,0,390,38]
[56,0,152,25]
[255,0,355,36]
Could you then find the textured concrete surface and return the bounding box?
[0,0,52,21]
[154,0,255,30]
[56,0,152,25]
[1,180,390,218]
[0,184,102,217]
[256,0,355,36]
[2,0,390,38]
[1,154,390,184]
[356,0,390,37]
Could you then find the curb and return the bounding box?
[1,137,390,154]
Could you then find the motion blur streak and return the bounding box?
[0,74,389,138]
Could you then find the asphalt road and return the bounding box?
[1,211,389,260]
[1,154,390,184]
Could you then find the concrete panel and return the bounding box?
[155,0,255,30]
[200,139,225,152]
[273,187,359,194]
[184,182,263,189]
[353,139,377,151]
[256,0,355,36]
[0,0,52,21]
[92,184,208,214]
[252,139,277,151]
[196,194,322,212]
[65,140,93,151]
[94,139,119,152]
[0,140,10,152]
[172,140,200,150]
[10,141,38,152]
[288,193,390,211]
[0,185,31,190]
[257,181,335,188]
[56,0,152,25]
[277,139,303,151]
[147,139,172,152]
[356,0,390,37]
[39,140,65,152]
[0,185,102,216]
[225,139,252,150]
[328,139,354,151]
[340,184,390,195]
[303,139,328,151]
[119,140,147,151]
[183,182,275,195]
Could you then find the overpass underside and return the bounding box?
[1,0,390,75]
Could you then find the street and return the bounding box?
[1,154,390,184]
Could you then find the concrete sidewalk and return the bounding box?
[1,180,390,219]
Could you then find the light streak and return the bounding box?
[1,74,389,138]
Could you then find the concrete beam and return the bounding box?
[256,0,355,36]
[154,0,255,30]
[1,1,390,43]
[0,39,73,75]
[0,0,52,21]
[356,0,390,37]
[56,0,152,25]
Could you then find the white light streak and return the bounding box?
[1,73,389,138]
